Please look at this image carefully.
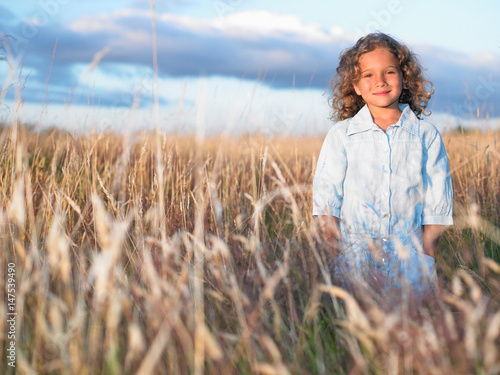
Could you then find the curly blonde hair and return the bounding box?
[329,32,434,121]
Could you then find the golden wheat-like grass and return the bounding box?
[1,122,499,374]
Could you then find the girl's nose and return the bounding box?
[375,75,387,86]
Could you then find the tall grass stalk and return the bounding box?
[1,122,500,374]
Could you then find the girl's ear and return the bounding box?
[352,82,361,96]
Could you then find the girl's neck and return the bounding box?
[368,106,402,131]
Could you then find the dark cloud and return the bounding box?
[1,9,500,117]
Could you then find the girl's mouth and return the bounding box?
[373,91,391,96]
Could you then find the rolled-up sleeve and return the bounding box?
[422,130,453,225]
[312,127,347,218]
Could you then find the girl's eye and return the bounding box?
[387,71,396,74]
[363,74,372,78]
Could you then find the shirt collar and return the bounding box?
[346,103,420,137]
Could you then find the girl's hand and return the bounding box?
[318,216,341,257]
[422,225,446,258]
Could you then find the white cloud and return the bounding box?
[474,51,496,64]
[212,10,336,42]
[158,12,210,31]
[73,9,349,44]
[70,10,151,43]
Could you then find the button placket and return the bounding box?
[381,132,391,238]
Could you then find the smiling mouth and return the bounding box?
[373,91,391,96]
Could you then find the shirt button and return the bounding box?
[383,192,389,197]
[383,214,389,219]
[382,237,389,242]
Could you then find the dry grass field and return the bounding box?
[1,121,500,374]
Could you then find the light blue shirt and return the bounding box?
[313,103,453,240]
[312,104,453,307]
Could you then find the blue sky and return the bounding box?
[1,0,500,134]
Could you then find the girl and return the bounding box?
[313,32,453,309]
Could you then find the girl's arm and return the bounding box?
[312,126,346,258]
[421,127,453,257]
[312,127,346,220]
[422,225,446,258]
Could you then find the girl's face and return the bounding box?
[352,47,403,114]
